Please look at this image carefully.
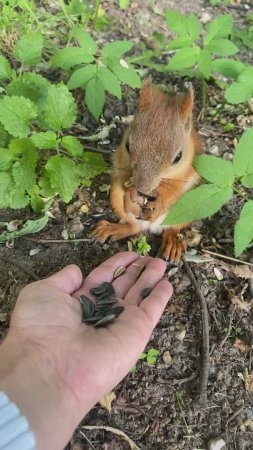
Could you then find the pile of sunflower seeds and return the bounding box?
[80,281,124,328]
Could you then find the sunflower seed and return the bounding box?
[80,295,95,319]
[113,265,126,279]
[83,316,103,324]
[141,287,152,299]
[96,297,117,306]
[94,307,112,316]
[94,314,117,328]
[90,282,115,296]
[111,305,124,317]
[137,264,146,279]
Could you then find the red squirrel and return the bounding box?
[93,80,203,262]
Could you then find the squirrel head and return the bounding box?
[123,81,196,196]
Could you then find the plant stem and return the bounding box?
[92,0,101,31]
[208,99,226,120]
[233,185,250,201]
[201,75,207,114]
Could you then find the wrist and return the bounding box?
[0,331,79,450]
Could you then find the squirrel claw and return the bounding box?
[159,229,187,263]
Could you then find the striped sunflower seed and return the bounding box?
[80,295,95,319]
[141,287,152,299]
[90,282,115,296]
[111,305,124,318]
[94,314,117,328]
[113,265,126,279]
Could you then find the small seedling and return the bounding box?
[130,348,159,373]
[131,235,151,256]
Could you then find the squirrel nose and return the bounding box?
[137,191,157,201]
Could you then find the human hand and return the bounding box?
[0,252,172,450]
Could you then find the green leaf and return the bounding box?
[207,39,238,56]
[0,149,13,170]
[50,47,94,71]
[198,49,212,79]
[168,36,194,50]
[45,155,80,203]
[186,13,201,41]
[61,135,83,157]
[241,174,253,188]
[165,9,187,35]
[97,66,122,99]
[9,138,35,157]
[81,151,107,181]
[233,128,253,177]
[73,27,98,54]
[31,131,57,150]
[12,146,37,192]
[234,200,253,256]
[119,0,130,9]
[0,172,11,196]
[212,59,245,78]
[139,352,147,360]
[13,31,43,66]
[0,96,37,138]
[194,155,235,187]
[204,14,233,46]
[225,82,252,104]
[7,73,50,110]
[110,62,141,88]
[9,192,30,209]
[102,41,133,62]
[238,67,253,86]
[67,64,97,90]
[85,77,105,119]
[0,215,49,242]
[163,184,233,225]
[167,47,200,71]
[44,84,77,131]
[30,195,45,213]
[148,348,159,357]
[0,55,12,82]
[39,170,57,198]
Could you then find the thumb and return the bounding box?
[46,265,83,294]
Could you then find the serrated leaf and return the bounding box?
[0,55,12,82]
[67,64,97,90]
[110,62,141,88]
[234,200,253,256]
[30,195,45,213]
[0,149,13,170]
[204,14,233,46]
[168,36,194,50]
[207,39,238,56]
[13,31,43,66]
[0,215,48,242]
[0,96,37,138]
[85,77,105,119]
[38,170,56,198]
[9,192,30,209]
[98,66,121,99]
[45,155,80,203]
[198,49,212,79]
[212,59,245,78]
[0,172,11,196]
[81,151,107,181]
[102,41,133,62]
[167,47,200,71]
[233,128,253,177]
[12,146,37,192]
[44,84,77,131]
[7,73,50,111]
[194,155,235,187]
[9,138,35,156]
[186,13,200,41]
[61,135,83,157]
[238,67,253,86]
[225,82,252,104]
[241,174,253,188]
[73,27,98,54]
[165,9,187,35]
[31,131,57,150]
[50,47,94,71]
[163,184,233,225]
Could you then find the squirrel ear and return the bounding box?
[139,77,153,110]
[181,84,194,119]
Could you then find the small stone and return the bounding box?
[162,351,172,365]
[208,437,226,450]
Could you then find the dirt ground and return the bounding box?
[1,1,253,449]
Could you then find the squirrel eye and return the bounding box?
[125,140,130,153]
[173,151,182,164]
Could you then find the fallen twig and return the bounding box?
[202,249,253,268]
[78,431,96,450]
[22,237,92,244]
[82,425,141,450]
[182,257,209,408]
[1,256,39,281]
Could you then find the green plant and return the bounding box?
[131,235,151,255]
[0,31,106,219]
[163,128,253,257]
[50,26,141,119]
[130,348,159,372]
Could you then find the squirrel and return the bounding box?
[93,80,203,262]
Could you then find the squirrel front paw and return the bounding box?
[124,187,144,218]
[159,229,187,263]
[142,200,159,222]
